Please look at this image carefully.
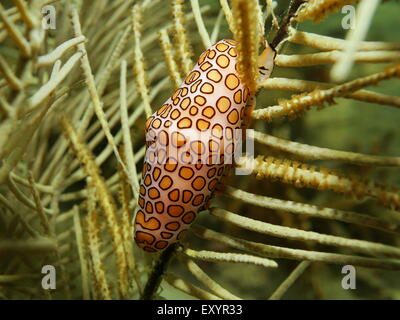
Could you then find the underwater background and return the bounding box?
[0,0,400,300]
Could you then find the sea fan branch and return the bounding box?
[237,155,400,210]
[225,186,400,234]
[231,0,260,94]
[209,207,400,258]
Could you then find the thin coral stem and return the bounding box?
[29,52,83,109]
[141,244,177,300]
[225,186,400,234]
[164,273,222,300]
[36,36,86,67]
[231,0,260,94]
[237,155,400,211]
[192,225,400,270]
[132,4,153,119]
[70,8,131,189]
[178,256,242,300]
[190,0,211,48]
[296,0,359,23]
[219,0,234,33]
[251,130,400,167]
[117,156,142,294]
[172,0,193,76]
[268,261,310,300]
[182,247,278,269]
[275,51,400,67]
[210,207,400,258]
[0,53,23,90]
[159,29,182,88]
[85,204,112,300]
[0,3,31,56]
[253,64,400,120]
[61,117,128,299]
[259,77,400,108]
[72,206,90,300]
[120,59,140,198]
[330,0,381,81]
[210,9,224,44]
[28,172,51,236]
[289,29,400,52]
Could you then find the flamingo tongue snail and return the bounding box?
[134,39,275,252]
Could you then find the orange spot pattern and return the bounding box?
[134,39,250,252]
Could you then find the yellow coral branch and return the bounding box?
[72,206,90,300]
[259,77,400,108]
[120,59,140,198]
[132,4,153,119]
[289,29,400,52]
[37,36,86,68]
[0,3,31,56]
[236,155,400,211]
[209,207,400,258]
[70,7,130,183]
[12,0,35,29]
[0,53,23,90]
[219,0,234,34]
[296,0,360,22]
[61,117,128,299]
[253,64,400,120]
[178,256,242,300]
[29,51,83,109]
[28,172,51,236]
[251,130,400,167]
[164,273,222,300]
[275,51,400,67]
[182,247,278,269]
[159,29,182,88]
[172,0,193,76]
[225,186,400,234]
[192,225,400,270]
[117,147,142,294]
[190,0,211,48]
[231,0,260,94]
[85,204,112,300]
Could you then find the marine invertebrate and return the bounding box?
[134,39,275,252]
